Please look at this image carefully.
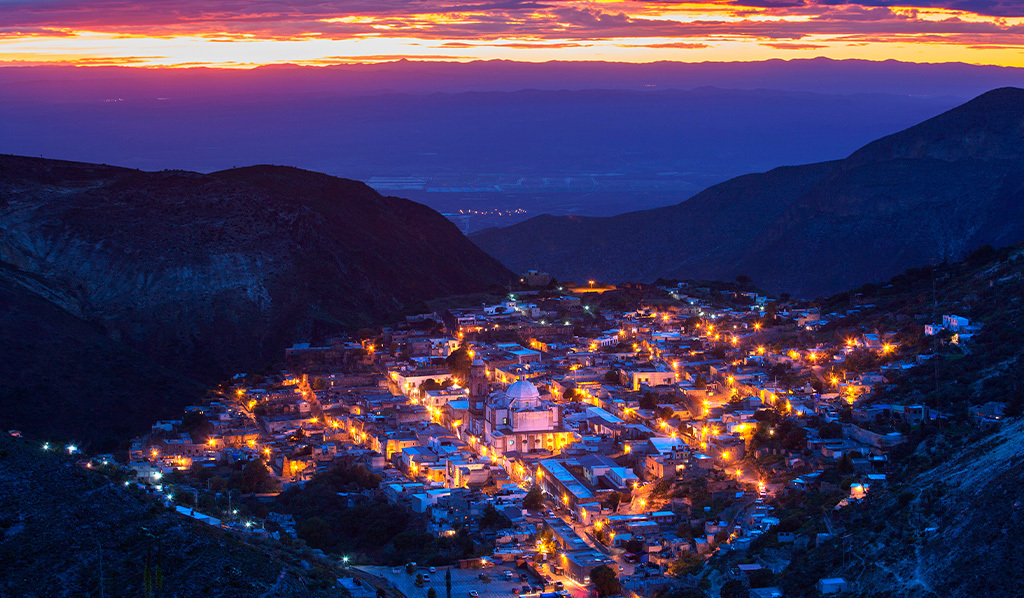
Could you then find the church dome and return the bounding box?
[506,379,540,400]
[505,379,542,409]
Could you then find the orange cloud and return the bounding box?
[0,1,1021,67]
[762,42,828,49]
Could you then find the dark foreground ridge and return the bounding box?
[0,433,347,597]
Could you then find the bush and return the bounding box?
[297,516,332,549]
[591,564,620,597]
[523,486,544,511]
[668,552,703,577]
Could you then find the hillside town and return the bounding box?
[105,274,992,598]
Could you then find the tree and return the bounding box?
[777,419,807,451]
[720,580,749,598]
[603,492,621,512]
[837,453,854,474]
[967,244,997,265]
[818,421,843,439]
[298,516,332,549]
[753,408,781,426]
[590,564,620,598]
[693,374,707,390]
[479,504,512,529]
[377,589,387,598]
[668,552,703,577]
[563,388,579,401]
[180,411,213,443]
[523,485,544,511]
[428,587,438,598]
[232,459,275,494]
[445,347,473,381]
[605,369,621,384]
[415,573,425,587]
[406,563,416,575]
[639,392,659,410]
[445,569,452,598]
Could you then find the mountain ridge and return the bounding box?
[471,87,1024,297]
[0,155,512,446]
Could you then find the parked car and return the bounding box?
[504,571,514,579]
[429,567,437,573]
[423,575,431,583]
[469,592,479,598]
[554,581,564,591]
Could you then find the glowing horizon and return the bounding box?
[1,1,1024,68]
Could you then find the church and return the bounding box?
[482,377,574,457]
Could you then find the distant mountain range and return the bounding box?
[472,87,1024,297]
[0,157,510,446]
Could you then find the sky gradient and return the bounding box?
[1,0,1024,67]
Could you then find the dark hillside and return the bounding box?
[0,155,511,445]
[779,242,1024,597]
[0,433,347,597]
[0,264,205,449]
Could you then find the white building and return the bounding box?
[484,379,573,455]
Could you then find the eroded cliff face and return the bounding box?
[0,155,511,381]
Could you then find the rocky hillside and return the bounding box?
[782,417,1024,597]
[472,87,1024,297]
[0,156,511,445]
[778,243,1024,596]
[0,433,347,597]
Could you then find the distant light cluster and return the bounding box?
[457,208,527,216]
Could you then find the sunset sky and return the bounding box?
[1,0,1023,68]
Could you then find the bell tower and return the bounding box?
[468,358,488,433]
